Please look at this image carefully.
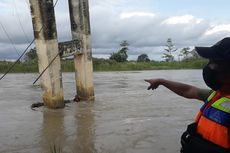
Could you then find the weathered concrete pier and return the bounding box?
[68,0,95,101]
[29,0,94,108]
[29,0,64,108]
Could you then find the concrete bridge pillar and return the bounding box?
[68,0,95,101]
[29,0,64,108]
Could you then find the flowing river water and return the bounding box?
[0,70,207,153]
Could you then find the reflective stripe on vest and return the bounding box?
[194,91,220,122]
[195,91,230,149]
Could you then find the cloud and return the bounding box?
[0,0,230,61]
[205,24,230,36]
[120,12,155,19]
[161,15,203,25]
[89,5,230,60]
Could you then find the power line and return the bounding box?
[54,0,58,7]
[13,0,30,42]
[0,39,35,80]
[0,21,20,56]
[33,51,61,84]
[24,0,31,10]
[0,0,59,80]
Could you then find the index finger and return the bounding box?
[144,79,151,83]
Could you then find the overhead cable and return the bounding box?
[0,21,20,56]
[0,0,59,80]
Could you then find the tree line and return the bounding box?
[108,38,201,63]
[23,38,201,63]
[162,38,200,62]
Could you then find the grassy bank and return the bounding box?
[93,58,208,71]
[0,58,208,73]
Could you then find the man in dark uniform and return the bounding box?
[145,37,230,153]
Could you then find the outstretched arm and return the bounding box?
[145,79,211,101]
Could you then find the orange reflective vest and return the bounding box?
[195,91,230,149]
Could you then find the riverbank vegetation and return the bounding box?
[0,58,208,73]
[0,39,208,73]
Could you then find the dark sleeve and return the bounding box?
[197,89,213,102]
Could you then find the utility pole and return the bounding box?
[68,0,94,101]
[29,0,64,108]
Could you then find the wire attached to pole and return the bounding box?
[13,0,30,42]
[0,39,35,80]
[32,51,62,85]
[0,0,59,81]
[0,21,20,56]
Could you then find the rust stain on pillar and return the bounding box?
[68,0,94,101]
[29,0,64,108]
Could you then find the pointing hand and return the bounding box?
[145,79,161,90]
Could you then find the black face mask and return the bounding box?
[202,64,222,91]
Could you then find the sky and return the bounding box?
[1,0,230,61]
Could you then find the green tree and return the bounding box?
[180,47,191,61]
[137,54,150,62]
[24,48,37,61]
[181,48,202,61]
[162,38,177,62]
[110,40,129,62]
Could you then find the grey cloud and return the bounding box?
[90,6,211,49]
[1,0,230,61]
[89,5,230,60]
[0,42,34,60]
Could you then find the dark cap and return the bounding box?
[195,37,230,60]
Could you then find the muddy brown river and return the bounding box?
[0,70,207,153]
